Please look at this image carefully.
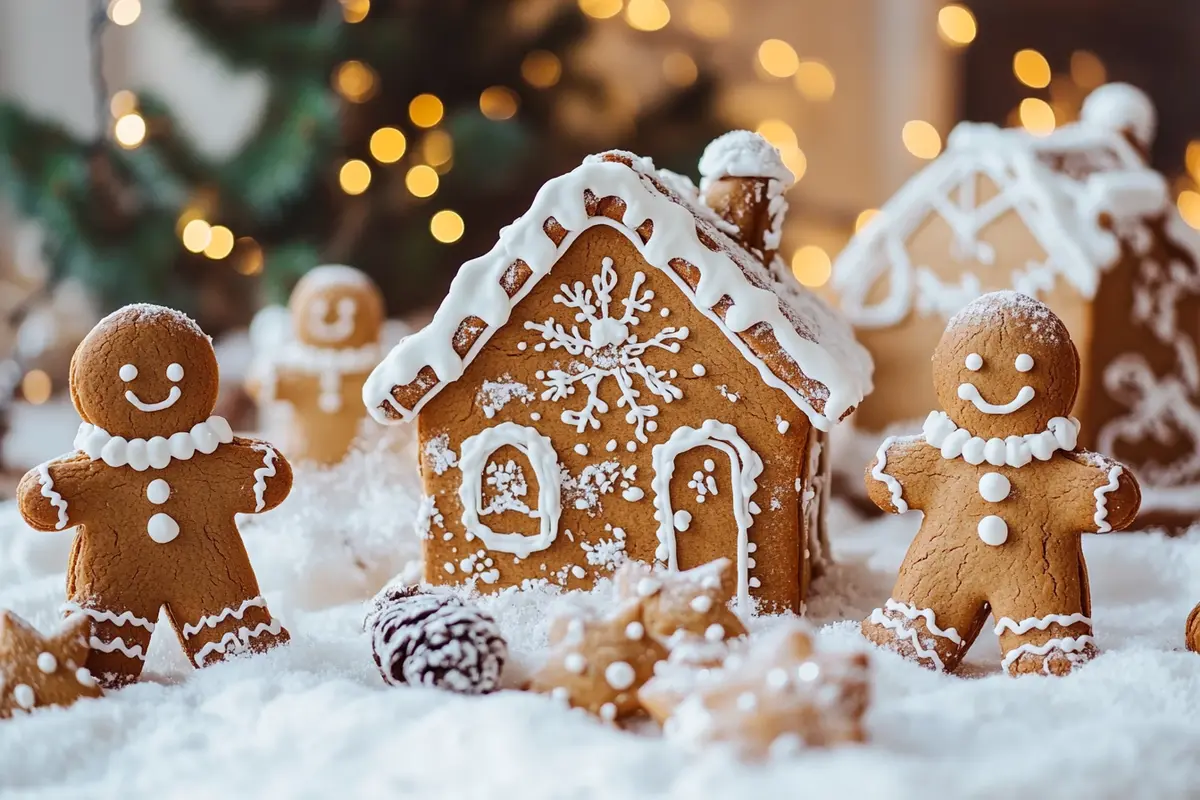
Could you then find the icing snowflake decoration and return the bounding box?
[524,256,689,443]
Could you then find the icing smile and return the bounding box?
[309,298,357,342]
[125,386,182,412]
[957,383,1035,415]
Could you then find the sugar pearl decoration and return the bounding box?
[1014,353,1034,372]
[978,472,1011,503]
[965,353,983,371]
[978,515,1008,546]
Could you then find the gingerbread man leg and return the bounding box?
[62,594,160,689]
[989,572,1095,677]
[862,573,987,674]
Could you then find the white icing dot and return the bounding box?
[564,653,587,674]
[978,515,1009,546]
[965,353,983,371]
[530,412,541,421]
[660,308,669,318]
[444,562,456,574]
[978,472,1011,503]
[692,364,706,376]
[517,342,528,351]
[626,441,637,452]
[646,420,658,432]
[673,510,692,531]
[690,595,713,613]
[147,513,180,544]
[574,444,588,456]
[551,686,570,703]
[604,661,636,690]
[705,624,725,642]
[599,702,617,722]
[703,459,715,472]
[777,419,790,434]
[625,622,644,640]
[166,362,184,382]
[76,668,97,688]
[1014,353,1034,372]
[606,439,617,452]
[571,565,586,579]
[36,652,57,674]
[146,478,170,505]
[119,364,138,381]
[797,661,821,682]
[12,684,34,709]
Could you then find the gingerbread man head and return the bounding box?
[289,265,384,349]
[932,291,1079,439]
[69,305,219,440]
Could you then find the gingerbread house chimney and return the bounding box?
[1080,83,1157,162]
[698,131,796,264]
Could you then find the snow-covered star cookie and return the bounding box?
[0,611,102,719]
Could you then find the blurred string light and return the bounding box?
[937,4,976,47]
[902,120,941,159]
[791,246,831,287]
[335,61,377,103]
[234,238,264,276]
[406,165,439,198]
[755,120,806,180]
[181,219,213,253]
[684,0,730,39]
[369,127,407,163]
[204,225,234,259]
[430,210,465,243]
[1178,190,1200,230]
[409,94,444,128]
[757,39,799,78]
[521,51,562,89]
[107,0,140,26]
[21,369,52,405]
[662,52,698,87]
[1070,50,1106,89]
[1018,97,1055,136]
[1186,141,1200,182]
[625,0,670,31]
[1013,49,1050,89]
[422,130,453,168]
[855,209,880,232]
[109,90,137,117]
[480,86,519,121]
[113,112,146,148]
[578,0,622,19]
[339,159,372,195]
[341,0,369,23]
[795,60,835,101]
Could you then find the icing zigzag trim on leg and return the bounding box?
[193,619,284,666]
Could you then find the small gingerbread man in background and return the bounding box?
[247,265,384,465]
[862,291,1140,677]
[17,304,292,688]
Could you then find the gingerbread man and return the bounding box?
[247,265,384,465]
[16,304,292,688]
[861,292,1140,677]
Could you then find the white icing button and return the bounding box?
[166,362,184,382]
[965,353,983,371]
[147,513,180,544]
[146,478,171,505]
[1014,353,1034,373]
[978,472,1011,503]
[13,684,34,709]
[119,364,138,381]
[978,515,1008,546]
[36,652,57,674]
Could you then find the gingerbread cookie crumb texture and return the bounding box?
[16,304,293,689]
[248,265,385,465]
[363,133,873,613]
[0,612,102,719]
[832,82,1200,530]
[860,292,1140,677]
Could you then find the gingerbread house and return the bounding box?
[363,132,873,614]
[831,84,1200,527]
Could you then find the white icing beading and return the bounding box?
[268,341,382,414]
[192,618,284,666]
[1093,465,1123,533]
[36,462,69,530]
[1000,635,1096,673]
[870,436,907,513]
[74,416,233,471]
[251,444,278,512]
[62,603,156,633]
[182,597,268,639]
[922,411,1079,467]
[993,613,1092,636]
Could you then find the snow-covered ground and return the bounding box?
[2,436,1200,798]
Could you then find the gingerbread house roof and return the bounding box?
[833,83,1193,329]
[363,149,873,432]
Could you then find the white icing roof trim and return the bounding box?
[364,154,871,431]
[832,93,1172,330]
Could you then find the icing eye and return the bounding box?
[119,364,138,382]
[1014,353,1034,373]
[964,353,983,371]
[166,363,184,382]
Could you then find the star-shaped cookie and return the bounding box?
[0,611,103,718]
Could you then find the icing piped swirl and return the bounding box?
[922,411,1079,468]
[73,416,233,471]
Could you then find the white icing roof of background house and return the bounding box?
[832,83,1184,330]
[363,148,873,432]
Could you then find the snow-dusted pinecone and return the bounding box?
[367,587,507,694]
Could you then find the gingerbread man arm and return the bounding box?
[16,454,95,532]
[223,437,294,515]
[1060,452,1141,533]
[863,435,942,514]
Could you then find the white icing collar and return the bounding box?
[922,411,1079,468]
[74,416,234,471]
[275,341,381,373]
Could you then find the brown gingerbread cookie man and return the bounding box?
[17,304,292,688]
[247,265,384,465]
[861,292,1140,677]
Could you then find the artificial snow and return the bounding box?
[2,453,1200,796]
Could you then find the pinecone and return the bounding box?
[367,587,507,695]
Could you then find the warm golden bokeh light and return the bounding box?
[579,0,622,19]
[181,219,213,254]
[625,0,670,31]
[1179,190,1200,230]
[422,130,453,167]
[234,238,264,276]
[794,60,836,101]
[662,52,698,87]
[114,113,146,149]
[341,0,369,23]
[108,0,141,26]
[1013,49,1051,89]
[204,226,235,260]
[335,61,377,104]
[902,120,942,159]
[409,94,444,128]
[1018,97,1056,136]
[480,86,519,121]
[937,4,976,47]
[406,165,440,198]
[791,246,831,287]
[369,127,407,164]
[430,210,465,243]
[21,369,52,405]
[109,90,137,117]
[1187,141,1200,182]
[685,0,730,39]
[339,159,372,195]
[855,209,880,232]
[757,39,800,78]
[755,118,797,150]
[780,147,807,182]
[521,51,562,89]
[1070,51,1106,90]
